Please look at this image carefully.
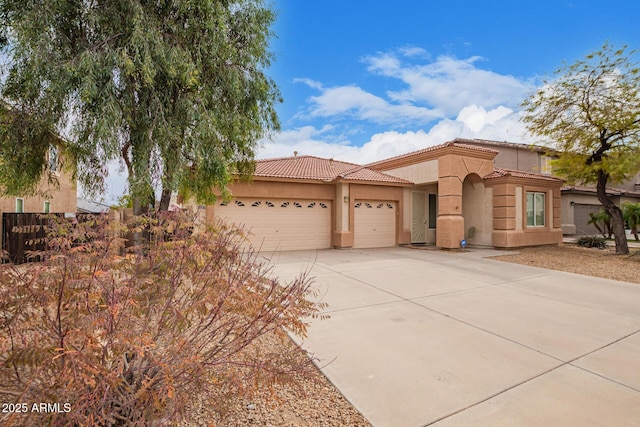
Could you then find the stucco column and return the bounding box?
[332,182,353,248]
[436,174,464,249]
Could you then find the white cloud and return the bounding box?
[398,46,430,58]
[292,78,324,90]
[259,105,537,164]
[299,83,442,125]
[258,125,360,160]
[364,52,534,116]
[295,50,534,129]
[456,104,513,133]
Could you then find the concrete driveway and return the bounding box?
[265,247,640,427]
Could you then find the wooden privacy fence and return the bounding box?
[2,213,62,264]
[2,210,194,264]
[1,213,100,265]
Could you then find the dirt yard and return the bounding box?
[489,243,640,285]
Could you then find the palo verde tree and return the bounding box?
[0,0,281,213]
[522,43,640,254]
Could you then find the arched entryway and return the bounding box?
[435,148,495,249]
[461,173,492,246]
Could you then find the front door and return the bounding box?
[412,192,427,243]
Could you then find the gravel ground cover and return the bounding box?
[188,243,639,426]
[489,243,640,285]
[187,331,371,427]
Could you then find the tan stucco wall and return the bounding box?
[384,159,438,184]
[485,177,563,248]
[614,171,640,192]
[462,176,493,246]
[402,187,412,231]
[462,142,546,175]
[335,182,350,232]
[0,170,77,214]
[0,171,76,245]
[436,153,494,249]
[226,179,335,200]
[492,146,543,174]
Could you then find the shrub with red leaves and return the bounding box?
[0,212,326,426]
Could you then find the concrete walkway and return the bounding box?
[265,247,640,427]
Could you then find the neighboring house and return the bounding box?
[0,145,77,216]
[459,138,640,235]
[0,147,76,216]
[77,198,111,214]
[1,144,77,263]
[560,185,640,235]
[205,140,564,251]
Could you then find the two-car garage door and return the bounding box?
[216,198,397,251]
[215,198,332,252]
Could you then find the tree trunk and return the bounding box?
[596,170,629,254]
[158,188,172,212]
[594,223,606,238]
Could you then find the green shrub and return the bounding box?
[577,235,607,249]
[0,212,325,426]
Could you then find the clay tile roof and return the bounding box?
[254,155,412,184]
[453,137,549,152]
[366,140,498,168]
[339,166,413,183]
[484,168,564,182]
[561,185,640,197]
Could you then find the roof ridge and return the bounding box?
[253,154,412,184]
[339,164,366,177]
[366,140,498,168]
[454,137,549,151]
[257,154,362,167]
[485,167,564,181]
[365,141,454,167]
[562,184,640,196]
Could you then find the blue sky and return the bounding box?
[104,0,640,202]
[253,0,640,164]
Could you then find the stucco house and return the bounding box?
[1,143,77,262]
[206,140,564,251]
[459,138,640,235]
[0,143,77,217]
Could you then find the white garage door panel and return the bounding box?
[216,199,331,251]
[354,201,396,248]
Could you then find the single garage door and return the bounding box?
[353,201,396,248]
[215,198,332,252]
[574,203,604,235]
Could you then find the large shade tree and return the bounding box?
[522,43,640,254]
[0,0,281,213]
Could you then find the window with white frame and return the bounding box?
[49,145,59,172]
[16,198,24,213]
[526,192,545,227]
[44,201,50,213]
[540,156,553,175]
